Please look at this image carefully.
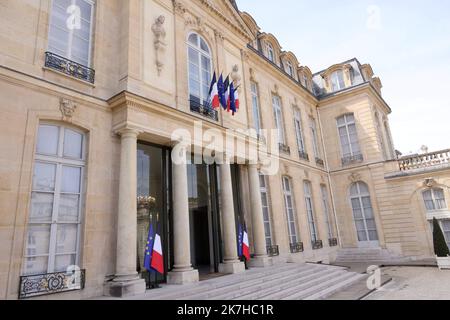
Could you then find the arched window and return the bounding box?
[350,182,379,245]
[423,188,447,211]
[24,123,86,276]
[282,176,299,245]
[331,70,346,91]
[267,43,275,62]
[337,113,362,164]
[187,33,212,106]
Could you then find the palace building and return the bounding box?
[1,0,450,299]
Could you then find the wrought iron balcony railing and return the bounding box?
[267,245,280,257]
[399,149,450,171]
[315,157,325,167]
[341,153,364,166]
[312,240,323,250]
[290,242,304,253]
[189,100,219,121]
[19,269,86,299]
[329,238,339,247]
[279,143,291,155]
[44,52,95,83]
[299,150,309,161]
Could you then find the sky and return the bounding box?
[237,0,450,155]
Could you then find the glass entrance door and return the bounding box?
[187,161,222,275]
[136,143,171,286]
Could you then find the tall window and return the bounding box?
[251,82,262,133]
[24,124,85,276]
[423,188,447,211]
[188,33,212,106]
[441,221,450,249]
[337,114,361,160]
[320,185,334,240]
[304,181,318,243]
[294,109,306,155]
[259,173,273,248]
[272,96,286,145]
[331,70,345,91]
[286,61,294,77]
[48,0,95,67]
[282,177,299,244]
[309,117,320,159]
[350,182,379,243]
[267,43,275,62]
[375,113,387,159]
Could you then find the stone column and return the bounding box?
[248,164,273,267]
[167,142,199,284]
[107,128,146,297]
[219,158,245,274]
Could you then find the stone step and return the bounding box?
[259,269,348,300]
[186,265,316,300]
[230,267,335,300]
[163,264,311,300]
[302,273,367,300]
[282,271,361,300]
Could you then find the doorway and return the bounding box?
[187,161,222,277]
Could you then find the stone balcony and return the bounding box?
[386,149,450,178]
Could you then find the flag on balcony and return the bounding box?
[208,72,220,109]
[227,82,239,115]
[143,223,155,272]
[218,74,229,110]
[234,85,240,111]
[151,233,164,275]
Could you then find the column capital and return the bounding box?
[115,126,143,138]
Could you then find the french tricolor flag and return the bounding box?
[243,227,250,261]
[151,234,164,275]
[208,72,220,109]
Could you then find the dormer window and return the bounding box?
[267,43,275,62]
[331,70,346,91]
[286,61,293,76]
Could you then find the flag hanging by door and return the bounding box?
[151,234,164,275]
[143,223,155,272]
[242,225,250,261]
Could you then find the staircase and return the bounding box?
[132,263,366,301]
[335,248,409,263]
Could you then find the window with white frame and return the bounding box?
[337,113,362,159]
[272,95,286,145]
[304,181,318,243]
[375,113,387,159]
[330,70,346,91]
[309,117,320,159]
[320,185,334,240]
[48,0,95,67]
[350,182,379,242]
[24,124,85,276]
[188,33,212,106]
[251,82,262,133]
[282,177,299,244]
[259,173,273,248]
[441,220,450,249]
[267,43,275,62]
[286,61,294,77]
[294,109,306,154]
[423,188,447,211]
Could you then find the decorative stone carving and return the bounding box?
[249,68,256,82]
[231,64,241,88]
[151,15,167,76]
[60,98,76,120]
[172,0,186,15]
[214,29,225,42]
[273,84,279,95]
[424,178,436,188]
[349,172,362,183]
[241,49,250,62]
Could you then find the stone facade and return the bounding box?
[0,0,449,300]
